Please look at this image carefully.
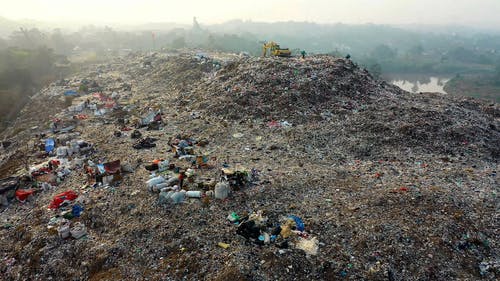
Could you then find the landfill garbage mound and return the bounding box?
[186,55,499,161]
[190,55,389,122]
[0,51,498,281]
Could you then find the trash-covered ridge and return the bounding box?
[0,51,498,281]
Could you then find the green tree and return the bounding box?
[408,44,424,56]
[447,47,485,64]
[50,29,73,55]
[207,34,216,49]
[171,36,186,49]
[9,28,46,49]
[28,46,56,78]
[371,44,397,60]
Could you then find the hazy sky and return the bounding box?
[1,0,500,27]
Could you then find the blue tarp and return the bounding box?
[45,138,55,153]
[64,90,78,96]
[288,215,305,232]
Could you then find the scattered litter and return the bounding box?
[49,190,78,209]
[0,51,497,281]
[217,242,230,249]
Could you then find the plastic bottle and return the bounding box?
[147,176,165,188]
[158,190,172,204]
[158,160,169,172]
[155,183,169,189]
[152,183,170,193]
[186,191,202,198]
[214,182,230,199]
[166,177,179,186]
[170,191,185,203]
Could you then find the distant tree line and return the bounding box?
[2,19,500,131]
[3,20,500,77]
[0,27,71,131]
[358,42,500,76]
[0,46,63,131]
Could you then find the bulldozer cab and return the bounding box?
[262,41,291,57]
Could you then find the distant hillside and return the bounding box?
[0,16,19,38]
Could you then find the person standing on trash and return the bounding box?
[301,50,306,59]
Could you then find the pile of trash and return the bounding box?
[0,51,498,281]
[47,190,87,239]
[233,210,319,256]
[182,55,499,160]
[144,133,254,206]
[0,132,94,207]
[189,55,388,123]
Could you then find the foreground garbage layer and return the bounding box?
[0,52,498,281]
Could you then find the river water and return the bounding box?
[385,74,450,94]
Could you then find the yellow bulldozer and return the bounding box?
[262,41,291,57]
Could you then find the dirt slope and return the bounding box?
[0,52,498,281]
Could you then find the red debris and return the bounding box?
[103,160,121,174]
[73,114,88,120]
[15,189,35,201]
[49,190,78,209]
[267,120,281,128]
[105,101,116,108]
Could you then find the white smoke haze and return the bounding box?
[0,0,499,28]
